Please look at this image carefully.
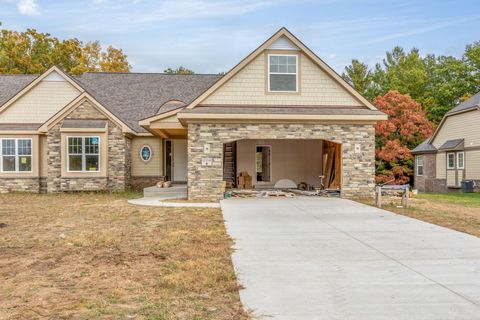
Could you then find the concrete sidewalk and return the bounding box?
[221,197,480,320]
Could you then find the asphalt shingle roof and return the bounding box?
[74,73,221,132]
[411,139,437,154]
[447,92,480,115]
[438,138,464,151]
[0,74,38,107]
[61,119,107,129]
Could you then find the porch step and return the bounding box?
[143,184,187,198]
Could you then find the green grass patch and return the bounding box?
[417,192,480,207]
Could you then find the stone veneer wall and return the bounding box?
[47,100,130,192]
[187,123,376,200]
[0,178,41,193]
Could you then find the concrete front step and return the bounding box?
[143,184,187,198]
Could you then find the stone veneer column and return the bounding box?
[187,123,376,201]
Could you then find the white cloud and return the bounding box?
[17,0,39,15]
[69,0,280,32]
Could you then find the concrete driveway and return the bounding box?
[221,197,480,320]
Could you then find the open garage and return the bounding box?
[223,139,341,193]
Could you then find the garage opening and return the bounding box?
[222,139,341,197]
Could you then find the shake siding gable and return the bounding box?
[0,73,81,124]
[202,53,362,106]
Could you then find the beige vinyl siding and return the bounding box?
[431,110,480,148]
[236,139,323,187]
[436,152,446,179]
[466,150,480,179]
[131,137,162,176]
[202,53,362,106]
[446,170,456,187]
[0,77,81,123]
[40,135,48,177]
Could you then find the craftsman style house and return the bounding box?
[412,93,480,192]
[0,28,386,200]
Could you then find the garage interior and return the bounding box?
[223,139,341,197]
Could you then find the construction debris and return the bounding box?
[274,179,297,189]
[230,189,295,198]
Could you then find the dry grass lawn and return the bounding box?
[358,192,480,237]
[0,192,247,320]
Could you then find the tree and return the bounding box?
[163,66,194,75]
[343,42,480,124]
[374,91,434,184]
[342,59,372,98]
[0,27,130,75]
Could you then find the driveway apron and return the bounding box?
[221,197,480,320]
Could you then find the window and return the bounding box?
[0,138,32,172]
[268,54,297,92]
[255,146,271,182]
[457,152,465,169]
[67,136,100,172]
[416,156,424,176]
[447,153,455,169]
[140,145,152,162]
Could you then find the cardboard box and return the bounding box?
[244,176,253,189]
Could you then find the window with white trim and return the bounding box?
[457,152,465,169]
[416,156,424,176]
[0,138,32,172]
[140,145,152,162]
[447,153,455,169]
[67,136,100,172]
[268,54,297,92]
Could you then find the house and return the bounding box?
[0,28,387,200]
[412,92,480,192]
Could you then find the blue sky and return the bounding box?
[0,0,479,74]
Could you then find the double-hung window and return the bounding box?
[416,156,424,176]
[447,153,455,169]
[457,152,465,169]
[268,54,298,92]
[0,138,32,172]
[67,136,100,172]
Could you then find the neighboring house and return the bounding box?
[0,28,386,200]
[412,92,480,192]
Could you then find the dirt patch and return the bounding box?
[0,193,247,319]
[358,195,480,237]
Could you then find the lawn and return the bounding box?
[0,193,247,320]
[360,192,480,237]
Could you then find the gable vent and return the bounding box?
[268,36,300,50]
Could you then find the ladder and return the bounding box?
[223,141,237,187]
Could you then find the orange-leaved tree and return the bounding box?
[374,91,434,184]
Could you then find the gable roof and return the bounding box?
[429,91,480,143]
[185,27,379,111]
[0,71,220,133]
[0,66,85,116]
[446,91,480,115]
[0,74,37,107]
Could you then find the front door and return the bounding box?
[165,139,187,182]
